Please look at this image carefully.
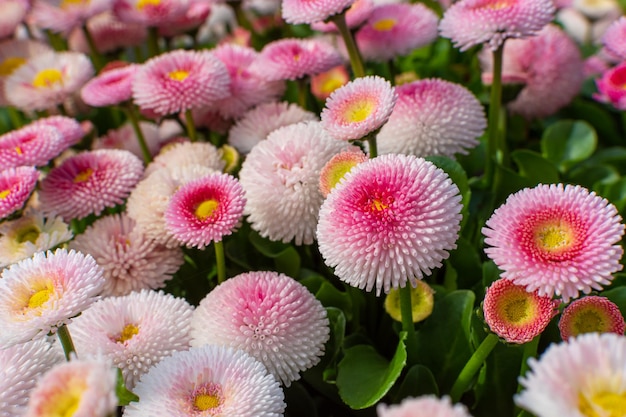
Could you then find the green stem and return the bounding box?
[399,284,419,367]
[517,335,539,393]
[124,105,152,164]
[483,43,505,189]
[367,133,378,159]
[297,78,308,109]
[331,12,365,78]
[7,107,23,128]
[214,240,226,284]
[44,29,67,51]
[147,26,160,58]
[56,324,76,361]
[82,25,105,72]
[449,333,499,402]
[184,109,198,142]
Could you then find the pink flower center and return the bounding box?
[372,18,397,32]
[367,194,394,213]
[518,209,585,262]
[190,383,224,413]
[0,57,26,77]
[194,199,219,221]
[32,68,64,89]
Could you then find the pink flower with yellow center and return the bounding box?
[558,296,625,340]
[595,61,626,111]
[319,147,367,197]
[81,63,138,107]
[164,172,246,249]
[483,184,625,302]
[68,11,147,55]
[320,75,397,141]
[132,49,231,116]
[311,65,350,101]
[0,124,65,171]
[603,17,626,60]
[310,0,375,32]
[30,115,86,149]
[317,154,463,295]
[113,0,189,26]
[483,278,559,344]
[439,0,555,51]
[29,0,112,34]
[0,166,38,220]
[281,0,356,24]
[0,40,53,105]
[39,149,144,221]
[0,0,30,39]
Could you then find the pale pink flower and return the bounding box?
[317,154,462,295]
[191,271,329,386]
[310,0,374,32]
[0,40,53,105]
[320,75,397,141]
[0,124,65,171]
[113,0,190,26]
[0,166,38,220]
[157,0,212,37]
[603,16,626,60]
[143,140,224,178]
[310,65,350,101]
[81,63,138,107]
[281,0,355,24]
[30,0,112,34]
[377,396,473,417]
[93,120,162,159]
[38,149,144,221]
[558,295,625,340]
[68,11,147,54]
[0,0,30,39]
[30,116,85,148]
[595,61,626,110]
[483,184,625,302]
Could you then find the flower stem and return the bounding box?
[331,12,365,79]
[184,109,198,142]
[483,43,505,189]
[82,25,105,72]
[297,78,308,109]
[517,335,539,392]
[57,324,77,361]
[449,333,499,402]
[214,240,226,284]
[367,133,378,158]
[399,284,419,367]
[124,105,152,164]
[147,26,160,58]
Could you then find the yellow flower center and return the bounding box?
[534,221,574,253]
[137,0,161,9]
[15,146,22,155]
[73,168,93,183]
[573,310,604,334]
[503,297,529,324]
[43,376,86,417]
[495,289,537,327]
[343,99,376,123]
[28,287,53,309]
[321,77,344,96]
[580,391,626,417]
[32,68,64,89]
[326,160,358,192]
[16,225,41,244]
[60,0,89,8]
[116,324,140,343]
[195,199,219,221]
[194,394,221,411]
[370,198,389,212]
[0,189,10,199]
[372,18,397,32]
[0,57,26,77]
[168,70,189,82]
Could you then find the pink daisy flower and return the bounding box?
[516,333,626,417]
[0,0,30,39]
[211,43,286,119]
[113,0,190,26]
[122,345,286,417]
[4,51,94,112]
[81,63,138,107]
[69,290,194,389]
[281,0,355,24]
[227,101,317,154]
[311,65,350,101]
[191,271,330,386]
[439,0,555,51]
[30,0,113,34]
[377,396,473,417]
[69,213,184,296]
[483,278,559,344]
[239,121,350,245]
[377,78,486,157]
[38,149,144,221]
[157,0,212,38]
[0,337,64,417]
[0,40,53,105]
[30,115,86,149]
[317,154,463,295]
[0,249,105,348]
[482,184,625,302]
[68,11,147,55]
[319,147,368,197]
[354,3,438,62]
[254,38,343,81]
[480,24,585,119]
[603,16,626,60]
[320,75,397,141]
[93,121,162,159]
[0,124,65,171]
[310,0,374,32]
[132,49,231,116]
[143,140,225,178]
[164,172,245,249]
[24,357,117,417]
[0,166,38,220]
[595,61,626,110]
[558,296,625,340]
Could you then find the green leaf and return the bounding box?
[494,165,536,205]
[510,149,560,184]
[336,332,407,409]
[392,364,439,402]
[567,165,620,191]
[448,237,483,289]
[323,307,346,369]
[248,229,292,258]
[116,368,139,406]
[601,287,626,318]
[541,120,597,172]
[273,246,300,277]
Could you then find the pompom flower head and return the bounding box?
[320,75,397,141]
[595,61,626,111]
[122,345,286,417]
[317,154,463,295]
[81,63,138,107]
[29,0,112,34]
[0,0,29,39]
[603,16,626,60]
[0,40,52,105]
[439,0,555,51]
[558,295,625,340]
[311,65,350,101]
[281,0,355,24]
[0,166,39,220]
[191,271,330,386]
[483,278,559,344]
[319,148,367,197]
[377,395,474,417]
[0,249,105,348]
[482,183,625,302]
[0,124,65,170]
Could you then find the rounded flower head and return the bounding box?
[4,51,94,112]
[39,149,144,221]
[254,38,343,81]
[1,337,64,417]
[0,249,105,348]
[355,3,439,62]
[30,115,85,148]
[132,49,231,116]
[113,0,189,26]
[439,0,555,51]
[122,345,286,417]
[69,290,194,389]
[0,0,29,39]
[143,140,225,177]
[320,75,397,141]
[317,154,463,295]
[311,65,350,101]
[24,357,117,417]
[377,395,474,417]
[603,17,626,60]
[319,148,368,197]
[81,63,138,107]
[595,61,626,111]
[228,101,317,154]
[281,0,355,24]
[310,0,374,32]
[377,79,486,158]
[0,40,52,105]
[558,296,625,340]
[240,121,350,245]
[483,278,560,344]
[69,213,184,296]
[516,332,626,417]
[29,0,112,34]
[0,124,65,171]
[191,271,330,386]
[484,184,625,302]
[0,166,39,220]
[68,11,147,55]
[164,172,245,248]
